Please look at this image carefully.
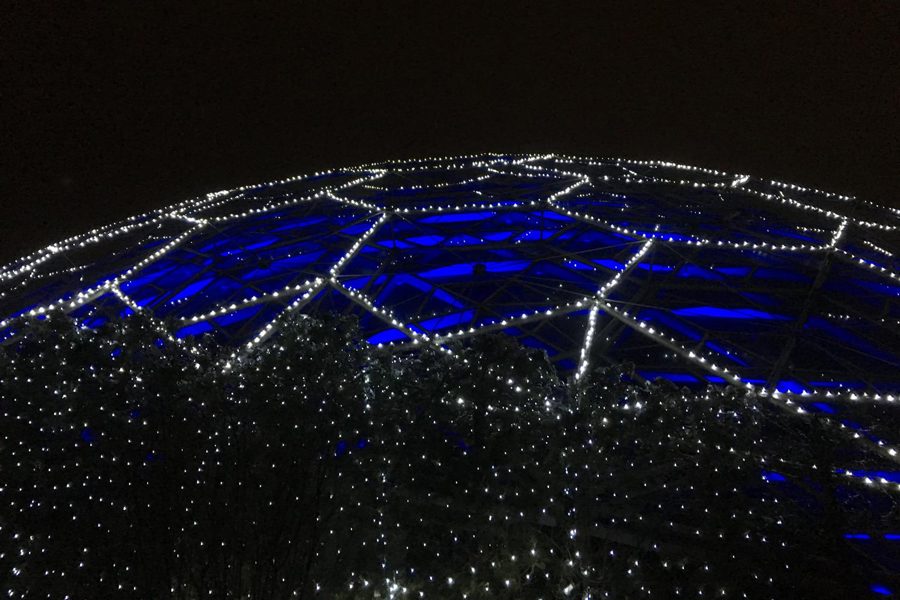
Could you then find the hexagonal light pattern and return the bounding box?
[2,154,898,400]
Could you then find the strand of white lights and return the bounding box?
[548,199,691,244]
[378,160,490,175]
[596,239,654,299]
[482,162,592,199]
[354,155,580,216]
[472,154,553,168]
[196,160,389,209]
[556,156,729,190]
[171,212,209,226]
[827,219,848,249]
[12,262,86,283]
[396,173,491,192]
[766,390,900,465]
[329,214,390,281]
[836,468,900,493]
[108,222,207,288]
[483,165,560,182]
[557,193,845,253]
[351,151,506,171]
[203,171,386,224]
[0,279,110,332]
[394,199,532,215]
[181,190,246,218]
[807,390,895,405]
[355,164,495,206]
[575,238,655,380]
[337,284,543,406]
[760,179,899,231]
[550,157,646,182]
[598,299,745,387]
[110,284,144,314]
[511,160,594,208]
[229,280,327,363]
[109,284,178,344]
[766,177,854,201]
[546,177,590,204]
[432,300,591,344]
[333,283,431,348]
[332,276,550,402]
[180,278,323,323]
[0,247,72,283]
[336,280,544,404]
[325,190,381,212]
[158,188,239,218]
[574,303,600,381]
[755,384,897,405]
[359,164,491,193]
[836,248,899,282]
[861,239,894,258]
[0,262,90,307]
[761,189,897,233]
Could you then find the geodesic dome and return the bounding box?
[2,154,898,398]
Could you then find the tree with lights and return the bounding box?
[1,312,898,599]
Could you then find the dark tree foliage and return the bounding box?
[1,313,898,598]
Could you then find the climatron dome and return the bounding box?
[1,154,898,396]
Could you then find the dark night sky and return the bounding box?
[4,2,898,265]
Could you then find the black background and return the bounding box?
[4,2,898,264]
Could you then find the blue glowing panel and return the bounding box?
[119,201,379,320]
[340,208,640,333]
[367,328,410,345]
[761,470,787,483]
[602,242,854,386]
[420,211,497,224]
[639,371,700,384]
[672,306,790,320]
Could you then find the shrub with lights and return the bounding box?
[2,312,899,598]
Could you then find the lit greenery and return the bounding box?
[1,313,897,598]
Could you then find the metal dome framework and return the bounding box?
[2,154,898,405]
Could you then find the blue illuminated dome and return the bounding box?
[2,153,898,397]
